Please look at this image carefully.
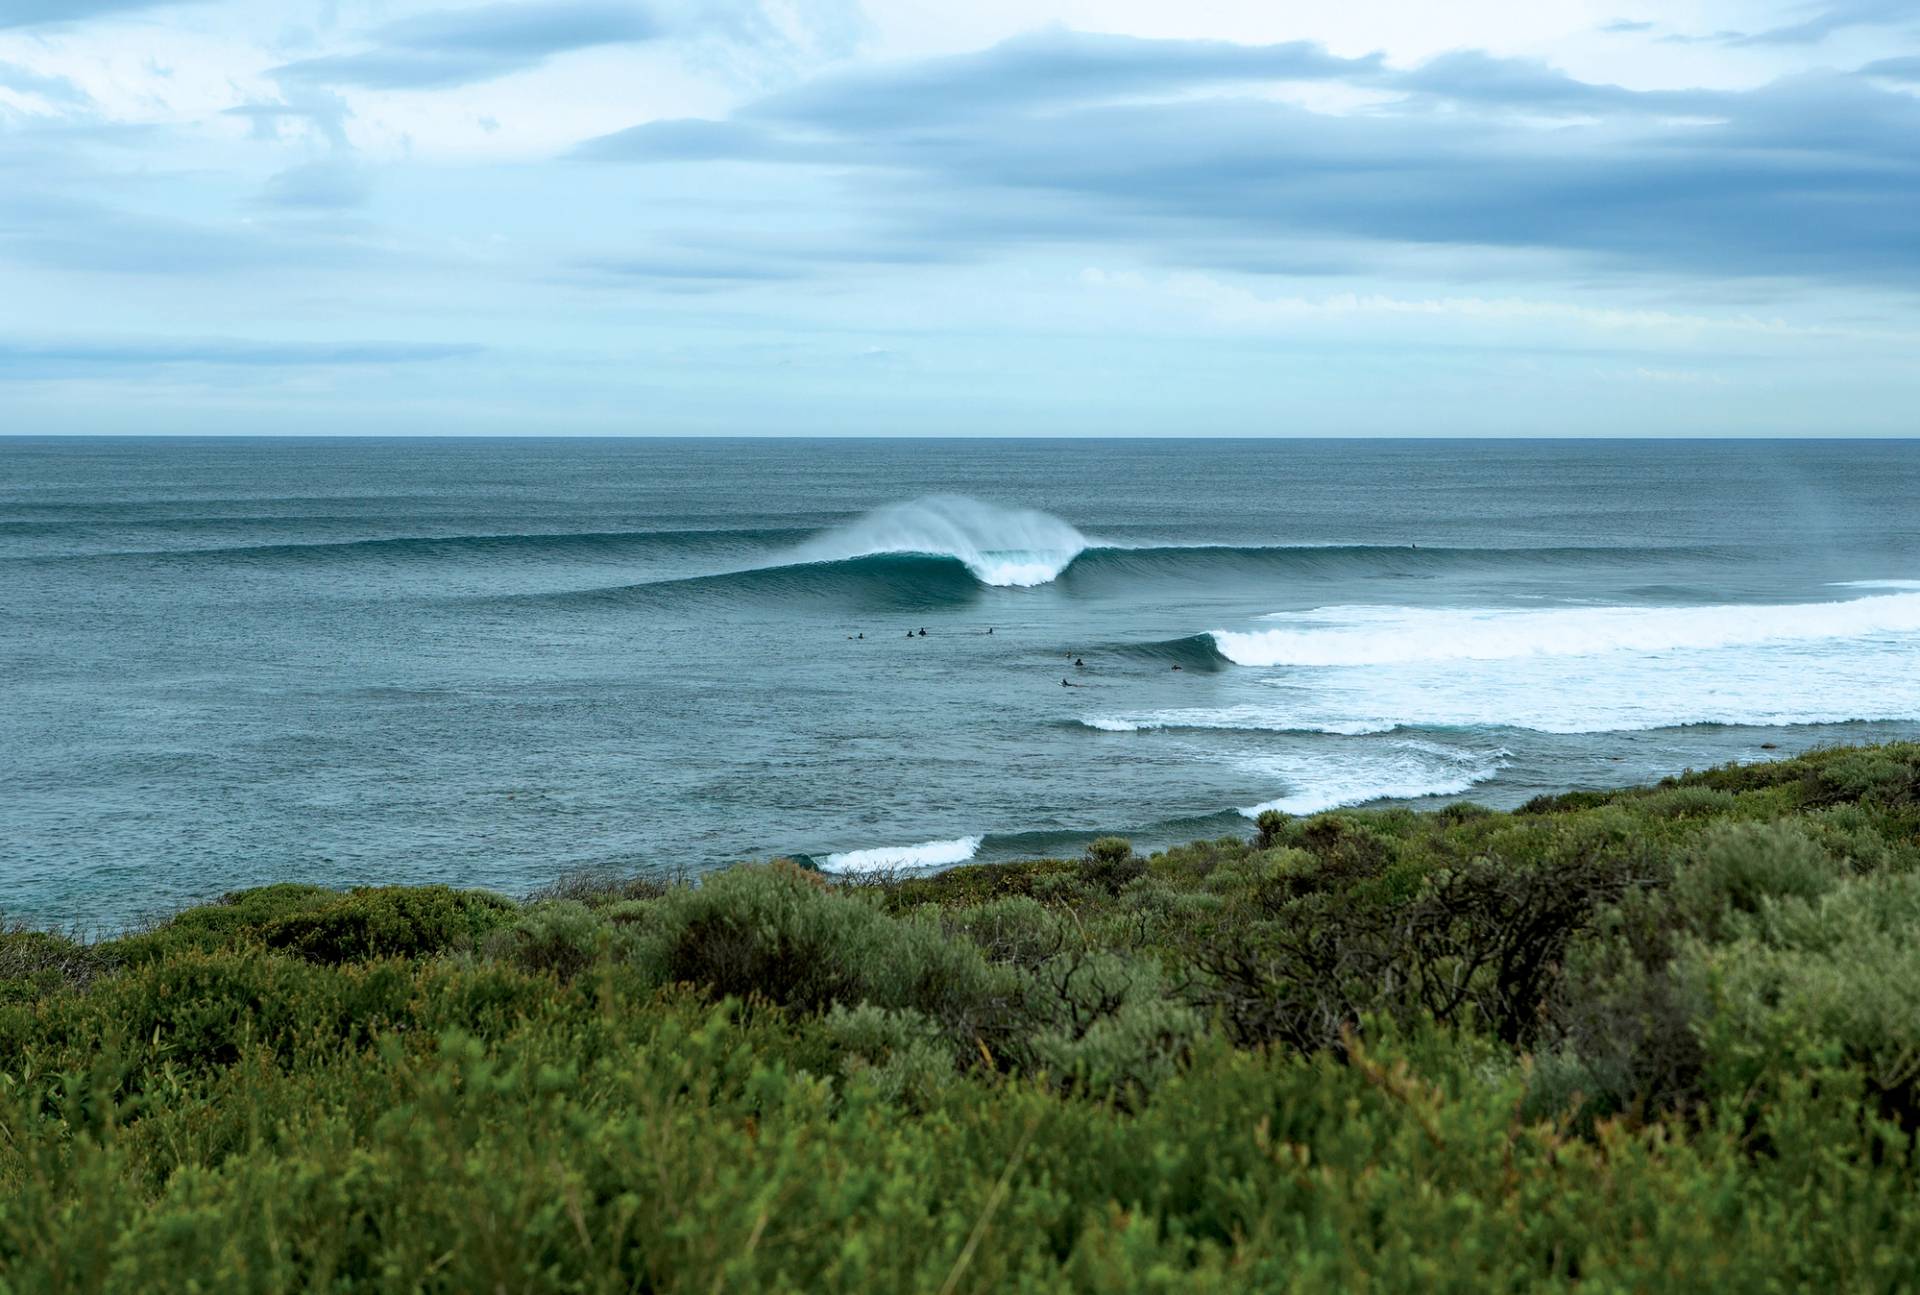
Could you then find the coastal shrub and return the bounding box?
[1670,822,1841,939]
[258,885,517,964]
[1801,746,1920,809]
[485,901,635,980]
[0,923,112,1003]
[8,745,1920,1291]
[104,883,340,964]
[940,896,1069,969]
[524,867,674,908]
[1640,785,1740,820]
[1081,836,1146,892]
[1253,809,1288,848]
[1027,951,1200,1101]
[821,1003,955,1107]
[631,863,1026,1059]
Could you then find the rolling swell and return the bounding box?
[1056,541,1726,590]
[514,539,1729,612]
[32,526,813,567]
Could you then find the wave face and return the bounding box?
[1213,592,1920,667]
[791,497,1089,588]
[819,835,983,874]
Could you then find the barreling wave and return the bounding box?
[1212,591,1920,668]
[789,496,1090,588]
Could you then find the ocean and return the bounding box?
[4,436,1918,929]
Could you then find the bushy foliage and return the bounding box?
[257,885,518,964]
[5,743,1920,1291]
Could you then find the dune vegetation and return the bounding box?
[4,743,1920,1291]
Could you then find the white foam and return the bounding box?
[1829,580,1920,591]
[1214,592,1920,667]
[819,835,983,874]
[1083,708,1393,736]
[790,496,1088,587]
[1236,739,1509,817]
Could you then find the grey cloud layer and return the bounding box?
[579,31,1920,287]
[0,0,182,28]
[0,338,482,377]
[274,1,661,89]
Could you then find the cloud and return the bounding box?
[1600,19,1656,33]
[0,338,482,377]
[576,31,1920,289]
[1723,0,1918,45]
[273,0,662,89]
[744,28,1383,128]
[224,98,352,148]
[260,160,371,209]
[1387,50,1723,115]
[1860,55,1920,81]
[0,60,90,107]
[0,0,184,28]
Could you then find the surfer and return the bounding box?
[919,627,928,637]
[986,627,993,635]
[1061,678,1077,687]
[1075,657,1085,669]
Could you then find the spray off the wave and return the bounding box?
[789,496,1089,587]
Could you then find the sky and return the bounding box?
[0,0,1917,435]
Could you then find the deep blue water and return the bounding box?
[4,437,1919,928]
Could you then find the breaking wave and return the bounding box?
[789,496,1090,588]
[1236,739,1511,818]
[1211,592,1920,667]
[818,835,984,874]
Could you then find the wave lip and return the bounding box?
[819,835,983,874]
[1212,591,1920,668]
[789,496,1088,588]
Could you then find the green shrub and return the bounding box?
[485,901,636,980]
[1082,836,1146,892]
[259,886,518,963]
[1253,809,1288,848]
[1671,822,1842,939]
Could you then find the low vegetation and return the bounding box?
[4,743,1920,1291]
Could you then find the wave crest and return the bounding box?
[790,496,1088,588]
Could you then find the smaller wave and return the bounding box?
[1236,740,1510,818]
[790,496,1088,588]
[1081,709,1396,736]
[819,835,983,874]
[1103,634,1233,673]
[1829,579,1920,591]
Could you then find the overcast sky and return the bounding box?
[1,0,1916,434]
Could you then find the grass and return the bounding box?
[2,742,1919,1291]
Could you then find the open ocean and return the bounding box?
[4,436,1918,929]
